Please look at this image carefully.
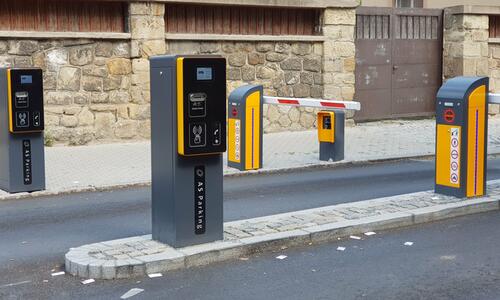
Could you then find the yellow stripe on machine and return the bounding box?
[176,58,185,155]
[466,85,486,197]
[7,69,13,133]
[245,90,260,170]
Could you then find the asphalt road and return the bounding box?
[1,158,500,299]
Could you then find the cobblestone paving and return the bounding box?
[223,181,500,240]
[84,181,500,263]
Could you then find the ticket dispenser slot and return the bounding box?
[435,76,488,198]
[151,55,226,248]
[0,68,45,193]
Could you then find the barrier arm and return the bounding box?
[263,96,361,111]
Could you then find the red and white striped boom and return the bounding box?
[263,96,361,111]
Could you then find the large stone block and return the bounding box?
[129,104,150,120]
[292,43,312,56]
[115,120,138,139]
[266,52,288,62]
[95,42,113,57]
[256,66,275,79]
[103,75,123,91]
[46,48,68,71]
[141,40,166,57]
[241,66,255,81]
[293,84,311,98]
[130,16,165,40]
[200,42,220,54]
[69,46,94,66]
[82,76,103,92]
[8,40,38,55]
[57,67,81,91]
[110,90,131,104]
[323,25,355,42]
[113,42,131,58]
[256,43,274,53]
[78,107,95,126]
[228,53,246,67]
[107,58,132,75]
[82,66,108,78]
[303,57,321,72]
[462,15,489,30]
[324,8,356,26]
[280,58,302,71]
[248,52,265,65]
[46,91,73,105]
[95,112,116,139]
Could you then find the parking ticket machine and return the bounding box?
[435,77,488,198]
[0,68,45,193]
[150,55,226,248]
[317,111,345,162]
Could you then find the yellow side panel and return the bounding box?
[7,69,13,133]
[176,58,184,155]
[317,111,335,143]
[466,85,486,197]
[436,124,461,188]
[245,90,260,170]
[228,118,241,163]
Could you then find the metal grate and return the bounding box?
[0,0,127,33]
[355,15,390,40]
[395,15,439,39]
[165,4,321,36]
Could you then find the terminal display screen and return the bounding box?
[196,67,212,81]
[20,75,32,84]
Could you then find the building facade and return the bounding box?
[0,0,357,145]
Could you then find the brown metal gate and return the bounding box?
[354,7,443,121]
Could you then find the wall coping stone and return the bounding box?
[0,31,131,40]
[165,33,326,42]
[446,5,500,16]
[150,0,358,8]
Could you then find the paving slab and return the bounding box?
[65,179,500,279]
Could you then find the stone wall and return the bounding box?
[0,2,358,145]
[443,11,489,80]
[166,40,324,132]
[489,43,500,93]
[0,38,143,145]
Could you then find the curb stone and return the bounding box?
[65,182,500,279]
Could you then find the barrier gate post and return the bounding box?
[228,85,263,171]
[0,68,45,193]
[435,76,488,198]
[228,85,360,171]
[150,55,226,247]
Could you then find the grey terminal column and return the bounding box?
[0,68,45,193]
[150,55,226,248]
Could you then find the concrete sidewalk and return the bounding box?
[3,117,500,199]
[65,179,500,279]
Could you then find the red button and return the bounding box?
[444,109,455,123]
